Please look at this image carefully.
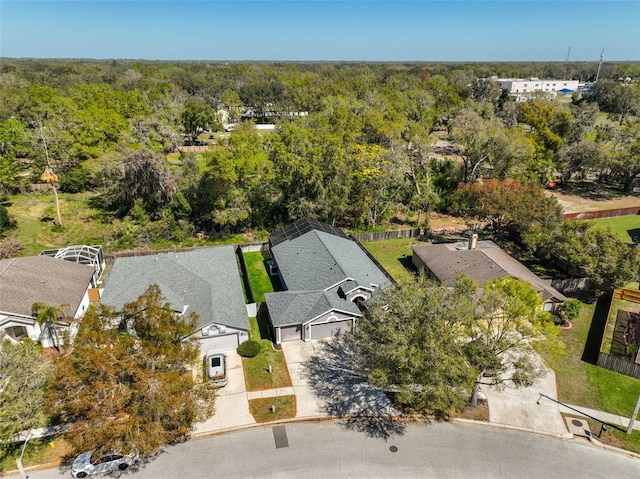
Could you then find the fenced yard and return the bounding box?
[243,251,282,303]
[361,237,425,282]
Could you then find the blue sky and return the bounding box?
[1,1,638,61]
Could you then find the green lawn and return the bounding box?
[242,317,292,391]
[589,215,640,244]
[361,237,425,282]
[243,251,275,303]
[5,192,118,255]
[0,436,71,474]
[4,191,266,256]
[543,302,640,453]
[248,395,296,423]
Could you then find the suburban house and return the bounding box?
[0,252,99,347]
[412,235,567,312]
[265,218,390,344]
[100,246,249,354]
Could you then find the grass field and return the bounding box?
[5,192,118,255]
[4,191,263,255]
[589,215,640,243]
[361,237,425,282]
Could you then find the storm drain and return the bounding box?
[272,425,289,449]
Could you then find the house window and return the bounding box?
[4,325,28,340]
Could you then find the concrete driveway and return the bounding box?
[281,340,328,418]
[482,352,569,436]
[193,350,255,435]
[283,337,403,439]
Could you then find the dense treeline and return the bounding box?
[0,60,639,258]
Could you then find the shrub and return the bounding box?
[559,298,582,321]
[59,168,93,193]
[0,204,16,235]
[237,340,261,358]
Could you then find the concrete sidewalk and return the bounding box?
[194,341,638,441]
[559,403,640,432]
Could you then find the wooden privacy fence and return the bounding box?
[597,352,640,380]
[351,226,468,242]
[564,206,640,220]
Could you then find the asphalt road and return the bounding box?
[20,421,640,479]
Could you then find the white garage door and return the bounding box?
[200,333,239,353]
[310,320,352,340]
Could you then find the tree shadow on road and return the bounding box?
[301,335,406,440]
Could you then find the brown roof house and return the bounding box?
[0,253,98,347]
[412,235,566,312]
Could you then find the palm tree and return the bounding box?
[34,123,63,226]
[31,302,66,351]
[40,167,62,227]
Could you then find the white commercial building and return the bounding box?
[494,77,581,102]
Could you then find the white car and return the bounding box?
[205,349,228,387]
[71,446,138,478]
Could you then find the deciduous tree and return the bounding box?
[48,285,216,456]
[355,275,475,415]
[466,277,560,407]
[448,179,563,238]
[0,339,53,448]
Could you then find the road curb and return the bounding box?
[3,460,62,477]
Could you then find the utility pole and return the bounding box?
[595,48,605,83]
[626,393,640,434]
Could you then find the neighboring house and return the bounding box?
[100,246,249,354]
[40,244,106,285]
[265,218,390,344]
[412,235,566,312]
[0,255,97,346]
[493,77,581,102]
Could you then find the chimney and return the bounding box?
[469,233,478,250]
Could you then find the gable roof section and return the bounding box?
[0,256,95,318]
[265,290,362,327]
[100,246,249,331]
[482,247,567,302]
[412,241,566,302]
[271,225,388,291]
[412,243,508,285]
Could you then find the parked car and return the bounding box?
[205,349,228,387]
[71,446,138,478]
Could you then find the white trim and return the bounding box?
[302,308,362,326]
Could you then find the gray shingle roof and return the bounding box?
[0,256,95,317]
[100,246,249,331]
[265,290,362,327]
[271,229,388,291]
